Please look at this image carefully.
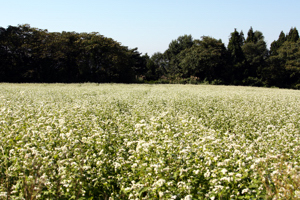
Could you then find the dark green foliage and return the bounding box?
[178,36,228,83]
[146,52,167,80]
[270,28,299,56]
[0,24,299,89]
[228,29,245,63]
[246,27,256,43]
[165,34,194,57]
[265,27,300,89]
[286,27,299,42]
[0,24,143,83]
[266,40,300,88]
[242,28,268,85]
[227,29,246,84]
[164,35,194,76]
[270,31,286,56]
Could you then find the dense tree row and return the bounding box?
[0,24,146,83]
[147,27,300,89]
[0,24,299,88]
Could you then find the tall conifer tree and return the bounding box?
[246,27,255,43]
[286,27,299,42]
[270,31,286,56]
[227,29,246,84]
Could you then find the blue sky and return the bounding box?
[1,0,300,56]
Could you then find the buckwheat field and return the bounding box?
[0,83,299,199]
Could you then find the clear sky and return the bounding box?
[1,0,300,56]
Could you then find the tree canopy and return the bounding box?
[0,25,299,89]
[0,24,145,83]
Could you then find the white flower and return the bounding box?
[131,163,138,168]
[221,168,227,175]
[241,188,249,194]
[113,162,121,170]
[220,177,232,182]
[204,170,210,178]
[159,191,164,197]
[184,195,192,200]
[0,192,7,197]
[153,179,166,187]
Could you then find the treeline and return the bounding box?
[147,27,300,89]
[0,24,146,83]
[0,24,299,88]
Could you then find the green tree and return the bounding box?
[178,36,228,82]
[164,35,194,76]
[128,48,148,80]
[246,26,256,43]
[0,24,145,83]
[286,27,299,42]
[270,31,286,56]
[165,35,194,57]
[242,28,268,85]
[276,40,300,88]
[227,29,246,84]
[266,40,300,88]
[151,52,168,76]
[144,54,157,81]
[0,26,8,81]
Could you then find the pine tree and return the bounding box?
[286,27,299,42]
[227,29,246,84]
[228,29,245,64]
[242,28,267,83]
[270,31,286,56]
[278,31,287,44]
[246,27,255,43]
